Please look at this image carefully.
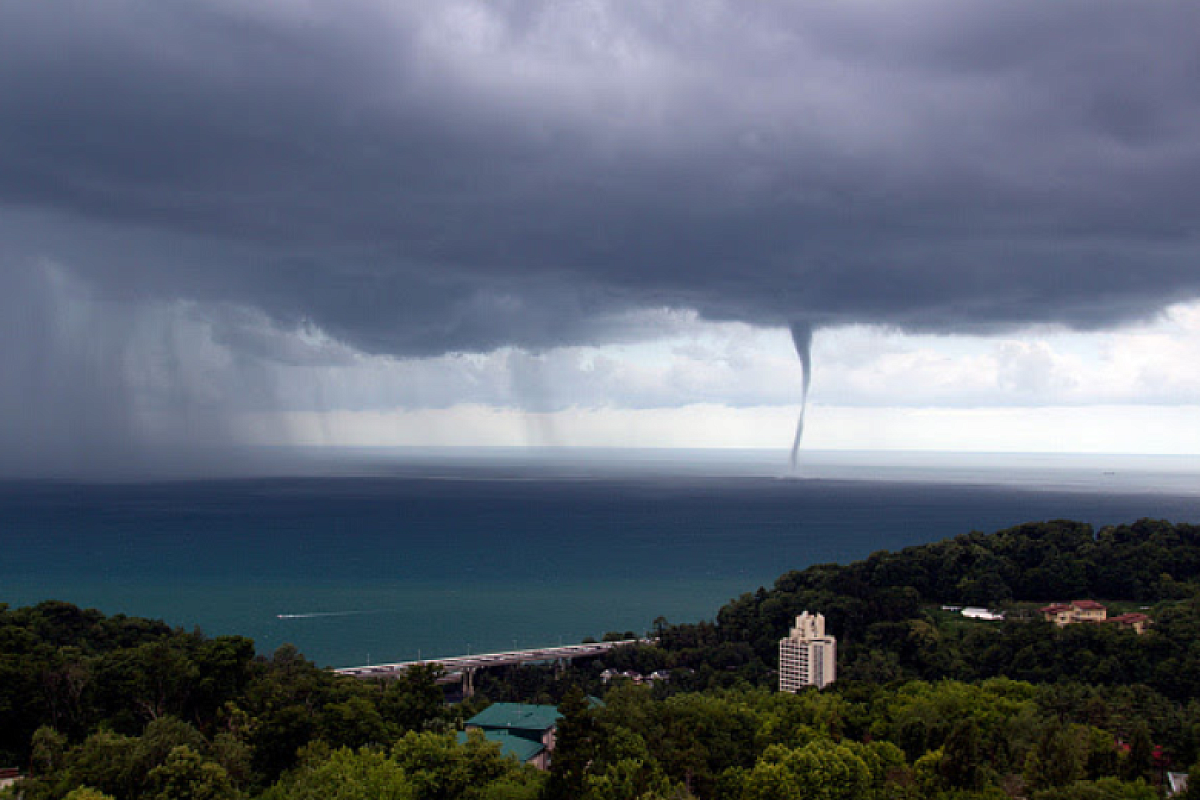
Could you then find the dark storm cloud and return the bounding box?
[3,0,1200,359]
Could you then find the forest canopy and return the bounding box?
[3,518,1200,800]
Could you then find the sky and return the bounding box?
[3,0,1200,475]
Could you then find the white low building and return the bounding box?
[961,607,1005,621]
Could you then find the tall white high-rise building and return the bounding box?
[779,611,836,691]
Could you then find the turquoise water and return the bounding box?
[3,450,1200,667]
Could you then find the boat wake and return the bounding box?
[276,610,382,620]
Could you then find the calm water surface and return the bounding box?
[3,449,1199,667]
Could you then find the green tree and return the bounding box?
[912,748,946,797]
[62,789,116,800]
[249,704,316,782]
[30,726,68,776]
[391,730,541,800]
[59,731,140,800]
[584,758,679,800]
[145,745,240,800]
[545,687,599,800]
[114,641,199,723]
[135,716,206,773]
[741,741,871,800]
[740,760,802,800]
[1026,723,1086,790]
[941,720,985,790]
[382,664,446,732]
[260,747,413,800]
[319,696,392,749]
[1122,722,1153,783]
[1032,777,1158,800]
[208,732,253,791]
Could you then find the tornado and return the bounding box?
[789,322,814,471]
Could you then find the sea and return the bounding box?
[2,448,1200,668]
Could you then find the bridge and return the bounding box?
[335,638,652,695]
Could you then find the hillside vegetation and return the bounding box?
[2,518,1199,800]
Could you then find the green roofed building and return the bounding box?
[457,729,549,770]
[463,703,563,770]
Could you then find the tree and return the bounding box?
[583,727,679,800]
[135,716,206,773]
[941,719,985,790]
[741,741,870,800]
[118,641,199,722]
[583,758,678,800]
[1122,722,1153,783]
[59,731,140,800]
[382,664,446,732]
[192,637,258,724]
[208,732,253,792]
[249,704,316,782]
[29,726,67,777]
[319,696,391,749]
[390,730,541,800]
[545,687,599,800]
[145,745,240,800]
[259,747,413,800]
[1026,723,1085,790]
[63,789,116,800]
[1031,777,1158,800]
[740,760,802,800]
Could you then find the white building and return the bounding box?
[961,607,1005,621]
[779,611,837,692]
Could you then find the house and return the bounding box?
[1040,603,1073,625]
[601,669,671,684]
[1168,772,1189,797]
[601,669,649,684]
[457,728,552,770]
[1109,612,1152,635]
[462,703,563,770]
[0,768,22,792]
[1040,601,1154,633]
[1040,600,1107,626]
[1070,599,1108,622]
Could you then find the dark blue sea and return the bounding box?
[3,449,1200,667]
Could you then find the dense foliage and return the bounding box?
[3,518,1200,799]
[647,519,1200,700]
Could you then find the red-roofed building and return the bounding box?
[0,768,22,792]
[1071,599,1105,610]
[1040,601,1154,633]
[1109,612,1152,635]
[1040,600,1107,626]
[1040,603,1073,625]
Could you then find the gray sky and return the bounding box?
[3,1,1200,473]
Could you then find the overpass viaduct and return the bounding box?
[335,638,652,695]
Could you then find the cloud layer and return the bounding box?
[5,1,1200,472]
[5,0,1200,360]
